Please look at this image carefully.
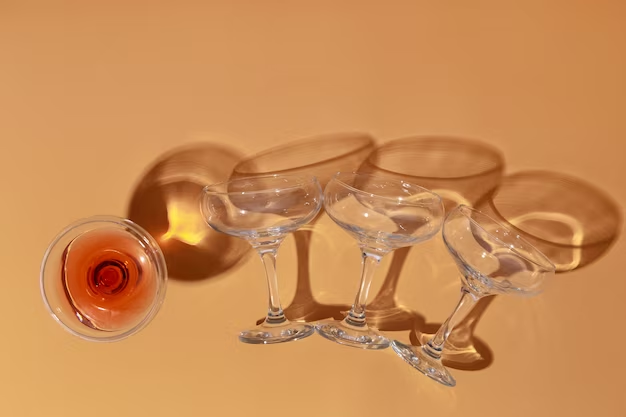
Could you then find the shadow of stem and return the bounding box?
[367,247,426,333]
[256,234,427,343]
[256,229,349,325]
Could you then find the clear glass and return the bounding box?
[201,174,323,344]
[230,133,375,322]
[316,172,444,349]
[416,170,622,371]
[358,136,504,338]
[40,216,168,342]
[391,205,556,387]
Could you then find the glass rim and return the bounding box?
[232,132,375,176]
[39,215,168,343]
[202,173,320,196]
[454,205,556,271]
[331,171,443,207]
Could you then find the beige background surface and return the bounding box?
[1,1,625,416]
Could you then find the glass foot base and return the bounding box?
[239,321,314,344]
[391,340,456,387]
[316,319,390,350]
[417,330,492,371]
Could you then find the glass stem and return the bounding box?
[344,251,383,328]
[422,286,481,360]
[258,248,287,325]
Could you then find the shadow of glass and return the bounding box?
[233,132,377,325]
[417,169,623,371]
[357,136,504,369]
[366,246,427,333]
[475,170,622,272]
[127,143,252,281]
[232,132,376,189]
[359,136,505,212]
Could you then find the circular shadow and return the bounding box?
[475,170,622,272]
[127,143,252,281]
[359,136,505,211]
[232,131,376,188]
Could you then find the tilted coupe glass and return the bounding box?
[392,205,556,387]
[201,174,323,344]
[316,172,444,349]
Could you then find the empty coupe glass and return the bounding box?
[230,133,376,323]
[40,216,168,342]
[201,174,323,344]
[392,205,556,387]
[316,172,444,349]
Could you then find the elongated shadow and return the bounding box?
[232,132,376,189]
[367,247,426,332]
[415,169,622,370]
[359,136,505,212]
[239,132,378,325]
[359,136,505,370]
[263,230,350,323]
[127,143,252,281]
[474,170,622,272]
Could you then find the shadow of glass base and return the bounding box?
[255,300,350,326]
[367,305,424,333]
